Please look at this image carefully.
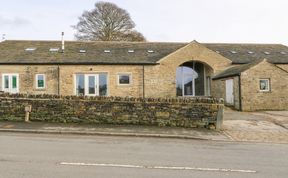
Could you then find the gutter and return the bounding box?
[212,74,239,81]
[0,62,159,65]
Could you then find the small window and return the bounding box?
[25,47,36,52]
[118,73,131,85]
[36,74,45,89]
[49,48,59,53]
[79,49,86,53]
[259,79,270,92]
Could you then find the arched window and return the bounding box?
[176,66,198,96]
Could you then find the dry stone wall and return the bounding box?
[0,93,223,128]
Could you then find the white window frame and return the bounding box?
[84,74,99,96]
[35,74,46,89]
[74,73,109,96]
[1,73,19,93]
[117,73,132,86]
[259,79,270,92]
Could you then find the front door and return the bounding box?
[2,74,19,93]
[225,79,234,105]
[85,74,98,96]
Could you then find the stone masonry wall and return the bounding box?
[144,41,231,98]
[211,76,240,110]
[0,93,223,128]
[59,65,144,97]
[241,61,288,111]
[0,65,59,95]
[0,64,144,97]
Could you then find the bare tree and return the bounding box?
[73,1,146,41]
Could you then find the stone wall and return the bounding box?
[212,76,240,110]
[0,64,144,97]
[144,41,231,98]
[59,65,144,97]
[0,93,223,128]
[0,65,59,95]
[241,61,288,111]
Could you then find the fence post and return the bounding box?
[216,105,224,130]
[25,105,32,122]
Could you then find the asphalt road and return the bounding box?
[0,133,287,178]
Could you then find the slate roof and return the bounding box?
[212,59,265,80]
[0,40,186,65]
[204,43,288,64]
[1,40,288,65]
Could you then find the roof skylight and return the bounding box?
[79,49,86,53]
[25,47,36,52]
[104,49,111,53]
[49,48,59,52]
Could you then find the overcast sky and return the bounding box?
[1,0,288,44]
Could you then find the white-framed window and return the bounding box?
[36,74,45,89]
[117,73,132,85]
[259,79,270,92]
[75,73,108,96]
[1,73,19,93]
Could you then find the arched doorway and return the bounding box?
[176,61,212,97]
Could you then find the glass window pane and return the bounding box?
[88,76,95,94]
[76,74,85,96]
[37,75,44,88]
[260,80,269,91]
[182,66,193,75]
[184,75,193,95]
[12,76,17,89]
[119,75,130,84]
[4,76,9,89]
[99,74,107,96]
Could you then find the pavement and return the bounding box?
[0,121,229,141]
[0,108,288,143]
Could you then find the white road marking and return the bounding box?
[60,162,257,173]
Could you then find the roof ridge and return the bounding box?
[2,40,188,45]
[204,42,284,46]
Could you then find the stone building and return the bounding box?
[0,40,288,111]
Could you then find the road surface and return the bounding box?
[0,133,287,178]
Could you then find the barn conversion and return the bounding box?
[0,40,287,111]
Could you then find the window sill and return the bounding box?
[258,90,271,93]
[35,88,46,91]
[117,84,132,86]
